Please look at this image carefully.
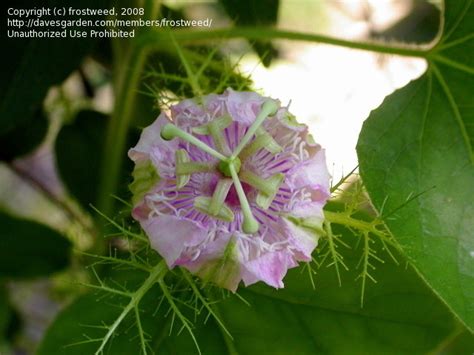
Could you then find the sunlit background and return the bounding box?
[237,0,432,179]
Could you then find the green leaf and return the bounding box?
[40,218,464,354]
[435,330,474,354]
[0,212,71,279]
[0,109,48,161]
[0,0,107,136]
[38,291,140,355]
[56,110,137,211]
[357,0,474,330]
[0,285,19,352]
[55,110,107,209]
[0,285,11,345]
[38,287,228,355]
[212,224,462,354]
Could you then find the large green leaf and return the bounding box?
[38,286,227,355]
[214,227,463,354]
[0,285,12,346]
[0,212,71,279]
[55,110,136,211]
[438,330,474,354]
[39,218,465,354]
[357,0,474,331]
[55,110,108,209]
[0,109,48,161]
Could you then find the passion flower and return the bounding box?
[129,89,330,291]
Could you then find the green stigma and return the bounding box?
[218,157,241,177]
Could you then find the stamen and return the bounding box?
[231,99,279,159]
[194,197,234,222]
[193,178,234,222]
[208,179,233,216]
[176,162,215,175]
[239,128,282,160]
[239,171,285,210]
[228,162,259,234]
[175,149,214,189]
[161,123,227,161]
[175,150,190,189]
[193,115,232,155]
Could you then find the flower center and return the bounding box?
[160,99,279,234]
[225,182,253,207]
[217,157,241,177]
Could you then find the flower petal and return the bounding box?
[225,88,269,125]
[184,233,242,292]
[282,217,322,262]
[140,214,208,268]
[286,149,330,192]
[241,250,296,288]
[290,200,325,219]
[129,90,332,292]
[128,113,174,162]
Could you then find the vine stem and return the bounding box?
[94,260,168,355]
[97,0,162,217]
[137,27,430,58]
[98,44,149,216]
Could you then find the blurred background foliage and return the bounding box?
[0,0,473,354]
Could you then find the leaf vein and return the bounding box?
[441,0,473,44]
[431,63,474,164]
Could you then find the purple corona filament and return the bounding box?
[128,89,330,291]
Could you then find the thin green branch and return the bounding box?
[322,221,349,286]
[134,305,149,355]
[80,282,132,298]
[94,260,167,355]
[330,165,358,193]
[81,252,152,273]
[158,278,201,355]
[137,27,430,58]
[90,205,148,243]
[356,232,375,307]
[181,270,233,339]
[304,262,317,290]
[324,210,398,249]
[170,33,202,96]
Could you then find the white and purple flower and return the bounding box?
[129,89,330,291]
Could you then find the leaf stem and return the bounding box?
[324,210,387,240]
